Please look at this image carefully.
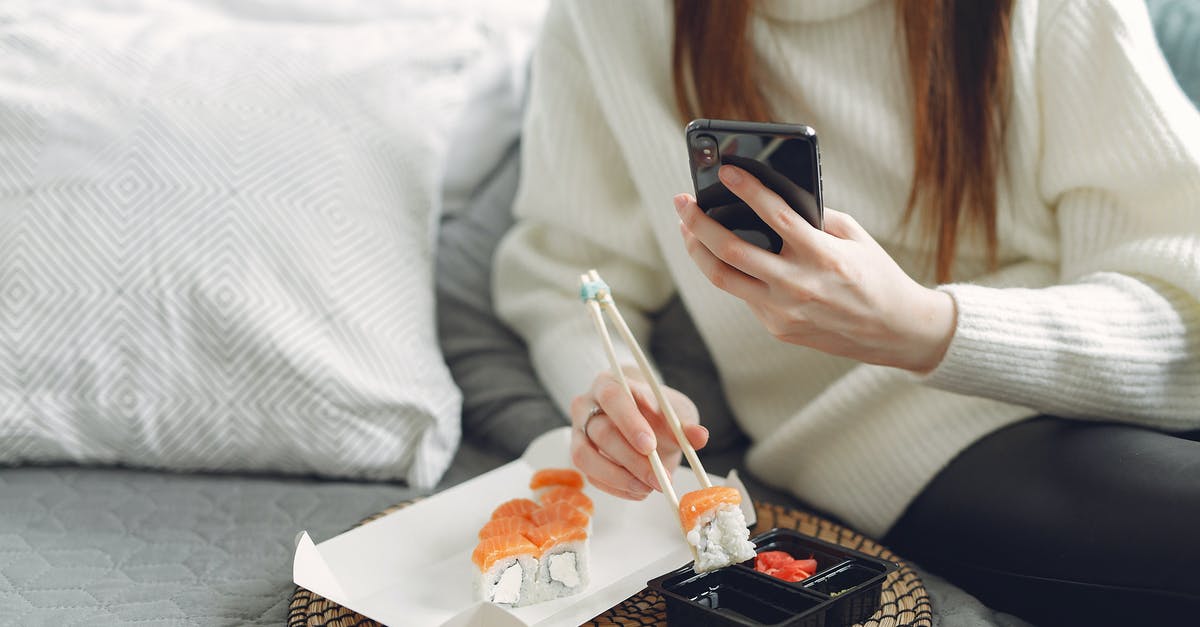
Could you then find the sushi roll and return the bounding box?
[679,486,757,573]
[490,498,539,521]
[472,467,598,606]
[526,521,590,602]
[538,486,594,516]
[529,468,584,498]
[472,534,539,606]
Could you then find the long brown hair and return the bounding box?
[672,0,1014,283]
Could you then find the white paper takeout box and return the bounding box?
[292,427,755,626]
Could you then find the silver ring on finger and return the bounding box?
[582,405,603,442]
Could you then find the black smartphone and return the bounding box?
[685,119,823,253]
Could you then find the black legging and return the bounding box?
[883,416,1200,627]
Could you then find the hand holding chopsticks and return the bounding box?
[577,269,713,515]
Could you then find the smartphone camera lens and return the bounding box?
[694,135,718,168]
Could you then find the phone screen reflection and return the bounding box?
[690,129,821,253]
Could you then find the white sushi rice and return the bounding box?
[687,505,757,573]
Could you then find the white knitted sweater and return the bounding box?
[493,0,1200,536]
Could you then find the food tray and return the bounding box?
[291,502,931,627]
[647,528,899,626]
[290,429,931,626]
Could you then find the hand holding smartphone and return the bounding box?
[685,119,823,253]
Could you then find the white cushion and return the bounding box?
[0,0,525,487]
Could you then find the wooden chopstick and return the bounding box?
[582,294,679,512]
[580,272,702,561]
[581,270,713,491]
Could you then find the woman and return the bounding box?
[493,0,1200,624]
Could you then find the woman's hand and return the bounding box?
[675,164,956,373]
[570,366,709,500]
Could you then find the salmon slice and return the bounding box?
[530,501,590,529]
[490,498,539,521]
[472,533,539,572]
[478,516,537,541]
[529,468,584,491]
[526,520,588,553]
[539,487,594,515]
[679,486,742,531]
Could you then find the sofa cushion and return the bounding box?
[0,1,493,486]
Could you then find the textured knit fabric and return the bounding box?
[493,0,1200,536]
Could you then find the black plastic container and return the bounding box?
[647,528,899,626]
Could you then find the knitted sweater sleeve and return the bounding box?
[491,3,673,415]
[921,0,1200,428]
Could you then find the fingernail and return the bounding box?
[672,195,686,214]
[698,425,709,438]
[634,432,656,455]
[719,165,741,184]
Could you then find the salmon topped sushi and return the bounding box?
[490,498,539,521]
[529,468,584,496]
[474,467,596,607]
[679,486,757,573]
[472,534,539,606]
[538,486,594,515]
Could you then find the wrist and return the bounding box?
[900,286,957,373]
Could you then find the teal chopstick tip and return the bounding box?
[579,278,610,303]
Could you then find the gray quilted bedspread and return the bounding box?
[0,444,510,627]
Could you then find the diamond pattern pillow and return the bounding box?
[0,2,477,487]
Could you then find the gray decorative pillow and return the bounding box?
[0,2,479,487]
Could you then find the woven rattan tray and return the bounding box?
[289,499,931,626]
